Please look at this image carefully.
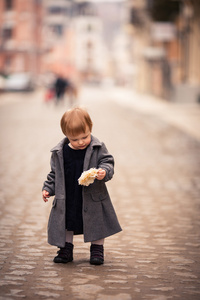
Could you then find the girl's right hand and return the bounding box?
[42,190,50,202]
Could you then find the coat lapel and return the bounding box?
[83,146,93,171]
[83,135,101,171]
[51,138,67,177]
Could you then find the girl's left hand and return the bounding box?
[96,168,106,180]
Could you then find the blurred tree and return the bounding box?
[148,0,180,22]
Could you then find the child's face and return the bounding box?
[68,128,91,150]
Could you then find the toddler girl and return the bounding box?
[42,107,122,265]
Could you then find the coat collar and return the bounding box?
[50,135,101,153]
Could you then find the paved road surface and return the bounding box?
[0,86,200,299]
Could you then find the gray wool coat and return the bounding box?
[43,135,122,247]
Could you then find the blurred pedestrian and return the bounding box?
[54,75,69,105]
[42,107,122,265]
[44,85,55,104]
[54,75,78,106]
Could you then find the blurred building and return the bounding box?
[42,0,111,83]
[42,0,71,48]
[73,15,108,82]
[127,0,178,99]
[0,0,44,77]
[42,0,76,80]
[72,0,118,83]
[175,0,200,102]
[128,0,200,102]
[0,0,133,86]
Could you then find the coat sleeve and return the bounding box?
[42,152,56,196]
[97,142,114,182]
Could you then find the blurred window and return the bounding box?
[2,27,13,40]
[5,0,13,10]
[50,24,63,36]
[48,6,63,15]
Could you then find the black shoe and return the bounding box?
[90,244,104,265]
[53,242,73,264]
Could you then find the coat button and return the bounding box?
[84,207,88,212]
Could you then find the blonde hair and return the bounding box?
[60,107,93,137]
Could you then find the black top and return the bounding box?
[63,143,87,234]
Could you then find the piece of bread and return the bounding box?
[78,168,98,186]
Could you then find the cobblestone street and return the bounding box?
[0,86,200,300]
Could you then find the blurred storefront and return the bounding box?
[128,0,200,102]
[175,0,200,102]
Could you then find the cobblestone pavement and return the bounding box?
[0,86,200,300]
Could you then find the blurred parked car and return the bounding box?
[3,73,35,92]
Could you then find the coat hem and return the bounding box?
[83,228,122,243]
